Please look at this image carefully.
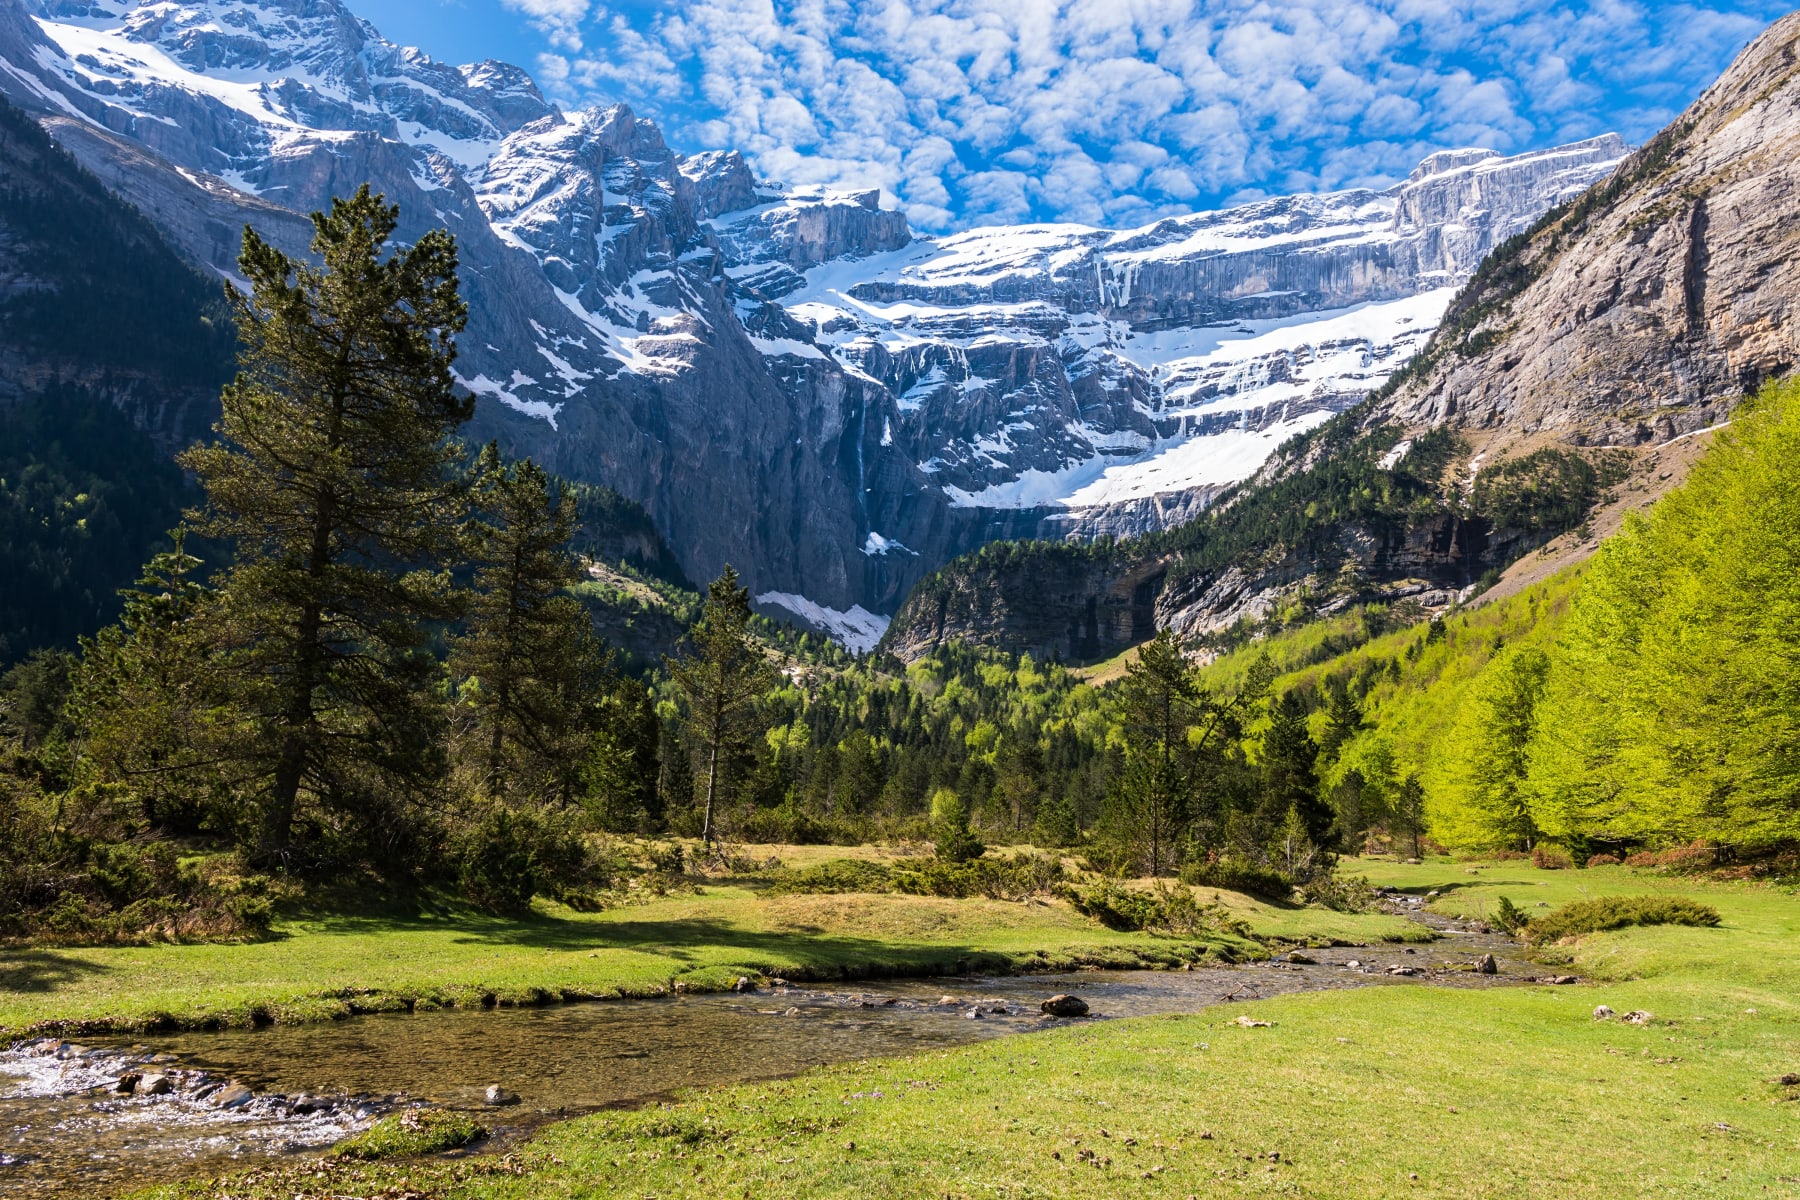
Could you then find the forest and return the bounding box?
[4,188,1794,952]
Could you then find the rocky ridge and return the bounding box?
[883,12,1800,664]
[0,0,1624,645]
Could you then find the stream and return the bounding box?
[0,902,1534,1198]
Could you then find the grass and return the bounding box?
[0,850,1418,1037]
[135,858,1800,1199]
[333,1110,485,1160]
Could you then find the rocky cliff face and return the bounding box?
[885,13,1800,664]
[0,0,1627,648]
[1364,13,1800,449]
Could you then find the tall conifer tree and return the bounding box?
[180,187,471,863]
[669,566,775,845]
[451,443,607,804]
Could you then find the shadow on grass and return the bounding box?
[290,910,1040,977]
[1390,881,1484,897]
[0,949,114,994]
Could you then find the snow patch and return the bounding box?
[755,592,891,655]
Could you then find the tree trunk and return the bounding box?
[701,740,719,846]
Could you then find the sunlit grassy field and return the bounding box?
[137,857,1800,1199]
[0,845,1421,1035]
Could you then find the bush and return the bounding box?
[1531,845,1573,870]
[1525,894,1721,943]
[334,1109,485,1160]
[1622,842,1717,872]
[454,805,592,914]
[1179,856,1293,898]
[1063,879,1223,935]
[1301,872,1377,912]
[1585,853,1622,867]
[762,858,896,896]
[1492,894,1530,934]
[893,852,1067,901]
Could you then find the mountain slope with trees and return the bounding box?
[883,11,1800,666]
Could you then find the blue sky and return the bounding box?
[356,0,1784,232]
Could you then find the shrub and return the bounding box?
[1301,872,1377,912]
[1063,879,1222,935]
[1531,845,1573,870]
[1622,842,1717,872]
[1585,853,1622,867]
[1179,856,1293,898]
[762,858,896,896]
[1492,894,1530,934]
[893,852,1067,901]
[1524,894,1721,943]
[334,1109,484,1160]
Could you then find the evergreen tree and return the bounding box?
[450,444,604,804]
[668,566,776,845]
[70,530,218,830]
[1318,680,1364,763]
[178,188,472,864]
[1107,630,1271,875]
[1259,691,1333,849]
[930,786,984,862]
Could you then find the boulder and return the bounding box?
[138,1074,173,1096]
[1593,1005,1616,1021]
[731,976,755,993]
[1622,1010,1653,1025]
[113,1073,142,1095]
[1040,994,1090,1018]
[1476,954,1498,975]
[1286,952,1317,966]
[483,1085,521,1107]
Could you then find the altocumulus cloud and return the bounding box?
[512,0,1782,230]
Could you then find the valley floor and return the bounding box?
[101,858,1800,1199]
[0,844,1418,1038]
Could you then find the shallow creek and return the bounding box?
[1,904,1531,1198]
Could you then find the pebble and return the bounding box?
[212,1084,255,1110]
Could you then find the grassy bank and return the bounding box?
[0,845,1422,1037]
[139,859,1800,1199]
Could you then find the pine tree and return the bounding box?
[1108,630,1271,875]
[1318,680,1364,763]
[178,188,472,864]
[1259,691,1333,849]
[450,443,605,804]
[668,566,776,845]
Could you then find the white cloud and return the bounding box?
[502,0,591,52]
[530,0,1784,230]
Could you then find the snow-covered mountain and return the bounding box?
[0,0,1626,649]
